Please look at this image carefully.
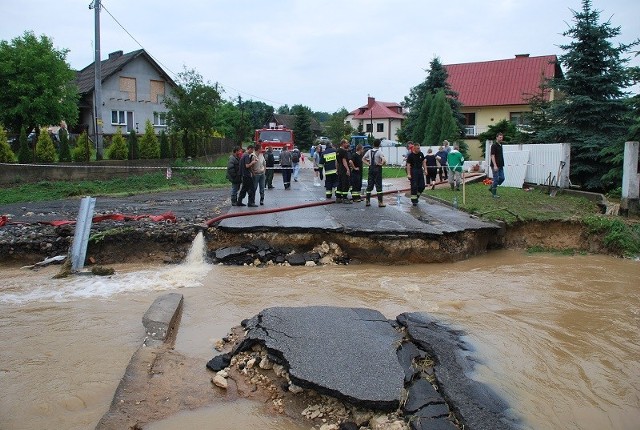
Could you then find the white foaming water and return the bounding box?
[0,232,211,304]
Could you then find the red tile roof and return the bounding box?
[350,97,405,120]
[444,55,561,107]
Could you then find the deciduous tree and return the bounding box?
[326,108,354,144]
[165,67,222,157]
[0,31,78,134]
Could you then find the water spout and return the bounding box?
[184,231,207,265]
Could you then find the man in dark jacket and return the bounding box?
[226,146,243,206]
[279,145,293,189]
[265,146,275,189]
[237,145,258,207]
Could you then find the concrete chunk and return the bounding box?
[142,293,183,342]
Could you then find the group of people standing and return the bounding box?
[226,143,303,207]
[226,144,267,207]
[404,141,465,206]
[226,132,506,208]
[318,138,388,206]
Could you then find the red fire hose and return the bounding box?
[204,187,413,227]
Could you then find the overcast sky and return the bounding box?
[2,0,639,113]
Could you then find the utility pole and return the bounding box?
[92,0,104,159]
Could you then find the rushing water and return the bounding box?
[0,236,638,429]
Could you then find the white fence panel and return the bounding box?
[484,142,571,188]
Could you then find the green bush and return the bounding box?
[138,120,160,159]
[0,125,17,163]
[72,131,94,162]
[106,128,129,160]
[584,215,640,257]
[35,131,56,162]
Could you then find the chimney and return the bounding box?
[515,54,530,59]
[109,50,124,60]
[367,96,375,107]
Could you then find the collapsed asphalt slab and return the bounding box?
[238,306,405,410]
[398,312,518,430]
[208,306,521,429]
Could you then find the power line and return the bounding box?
[99,2,286,107]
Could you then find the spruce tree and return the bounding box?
[106,128,128,160]
[58,128,71,162]
[424,91,446,146]
[35,131,56,162]
[138,120,160,159]
[127,130,139,160]
[17,126,32,163]
[159,130,170,159]
[292,107,314,150]
[0,125,16,163]
[412,92,432,143]
[538,0,639,190]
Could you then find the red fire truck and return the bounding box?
[254,124,295,165]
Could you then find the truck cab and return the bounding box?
[350,135,371,153]
[255,124,295,165]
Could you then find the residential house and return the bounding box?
[445,54,563,159]
[345,97,405,141]
[76,49,177,137]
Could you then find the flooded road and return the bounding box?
[0,247,638,429]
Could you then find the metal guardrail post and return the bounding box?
[71,196,96,272]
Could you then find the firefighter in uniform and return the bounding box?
[335,139,352,203]
[406,142,426,206]
[363,139,387,207]
[349,144,364,202]
[321,143,338,199]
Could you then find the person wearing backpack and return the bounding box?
[291,146,301,182]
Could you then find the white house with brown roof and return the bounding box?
[445,54,563,159]
[75,49,177,137]
[345,97,405,141]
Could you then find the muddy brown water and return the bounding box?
[0,240,638,429]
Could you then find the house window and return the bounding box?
[153,112,167,127]
[119,77,137,101]
[511,112,532,133]
[463,113,476,126]
[111,110,127,125]
[376,123,384,132]
[510,112,529,125]
[365,123,373,133]
[150,80,165,103]
[463,113,477,136]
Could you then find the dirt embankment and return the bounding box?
[0,217,613,269]
[0,188,619,267]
